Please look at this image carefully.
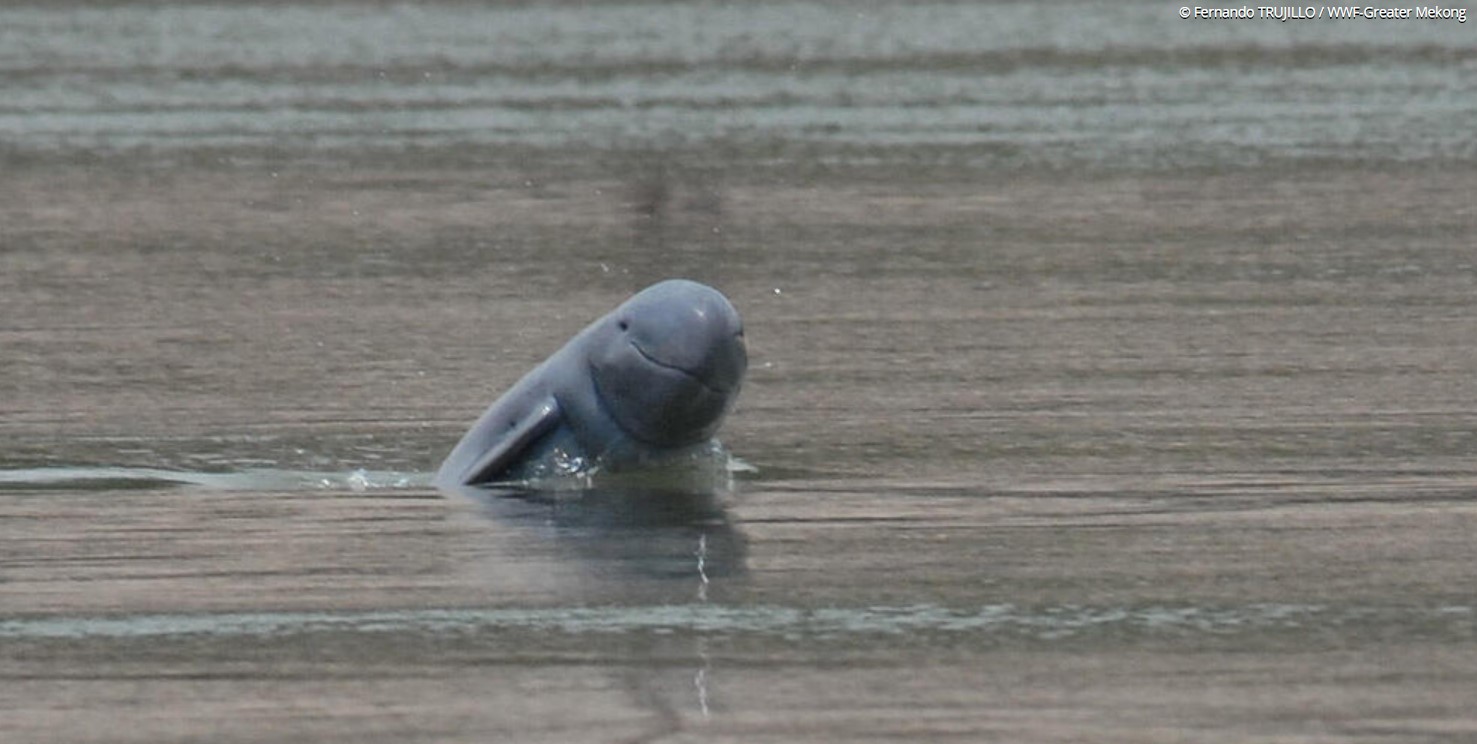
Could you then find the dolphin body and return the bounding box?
[435,279,747,488]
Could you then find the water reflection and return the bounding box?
[443,479,743,718]
[446,481,748,584]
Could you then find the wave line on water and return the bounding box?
[0,466,432,492]
[3,603,1471,642]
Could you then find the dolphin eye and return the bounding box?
[618,320,629,332]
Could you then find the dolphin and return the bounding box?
[435,279,747,488]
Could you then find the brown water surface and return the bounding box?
[4,2,1477,742]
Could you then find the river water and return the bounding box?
[3,2,1477,742]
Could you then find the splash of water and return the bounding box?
[499,440,749,494]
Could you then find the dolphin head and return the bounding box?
[588,279,747,448]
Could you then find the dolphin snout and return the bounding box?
[630,326,744,394]
[692,328,746,393]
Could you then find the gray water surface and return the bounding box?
[3,1,1474,167]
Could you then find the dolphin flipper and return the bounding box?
[456,398,562,486]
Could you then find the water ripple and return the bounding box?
[3,603,1471,641]
[0,466,429,492]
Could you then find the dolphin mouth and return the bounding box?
[630,341,730,395]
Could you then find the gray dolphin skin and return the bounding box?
[434,279,747,488]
